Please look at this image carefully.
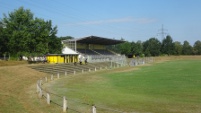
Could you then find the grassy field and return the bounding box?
[0,56,201,113]
[45,58,201,113]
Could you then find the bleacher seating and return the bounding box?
[29,62,114,75]
[94,49,115,55]
[77,49,115,55]
[77,49,98,55]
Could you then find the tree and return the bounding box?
[173,41,183,55]
[59,36,74,40]
[117,41,131,55]
[143,38,161,56]
[130,40,143,56]
[0,7,61,57]
[193,40,201,55]
[182,40,193,55]
[0,21,9,56]
[161,35,174,55]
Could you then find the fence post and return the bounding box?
[57,73,60,79]
[65,71,67,76]
[51,74,54,81]
[95,67,96,71]
[82,69,84,73]
[89,68,91,72]
[47,93,50,105]
[92,105,96,113]
[74,71,76,75]
[63,96,67,112]
[39,88,42,98]
[36,82,40,93]
[39,79,42,86]
[45,77,48,82]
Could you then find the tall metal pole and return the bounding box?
[157,24,168,41]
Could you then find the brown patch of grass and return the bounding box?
[0,65,62,113]
[154,55,201,63]
[0,60,28,67]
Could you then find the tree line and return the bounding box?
[112,35,201,57]
[0,7,200,59]
[0,7,74,59]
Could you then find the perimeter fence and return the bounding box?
[36,57,154,113]
[129,57,154,66]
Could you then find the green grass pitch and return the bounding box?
[46,59,201,113]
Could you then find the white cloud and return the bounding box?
[134,18,157,24]
[62,17,157,26]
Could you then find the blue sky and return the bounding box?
[1,0,201,45]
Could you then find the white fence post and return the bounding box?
[39,79,42,86]
[47,93,50,104]
[92,105,96,113]
[36,82,40,93]
[39,88,42,98]
[51,74,54,81]
[63,96,67,112]
[45,77,48,82]
[57,73,60,79]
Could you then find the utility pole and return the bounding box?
[157,24,168,41]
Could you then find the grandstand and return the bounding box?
[62,35,124,55]
[62,35,127,65]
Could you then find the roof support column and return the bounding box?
[75,40,77,52]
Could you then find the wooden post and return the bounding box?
[57,73,60,79]
[82,69,84,73]
[65,71,67,76]
[89,68,91,72]
[92,105,96,113]
[47,93,50,104]
[51,74,54,81]
[63,96,67,112]
[74,71,76,75]
[95,67,96,71]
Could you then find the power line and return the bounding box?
[157,24,168,41]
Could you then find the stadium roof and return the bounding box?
[64,36,125,45]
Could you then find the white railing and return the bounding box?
[36,57,154,112]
